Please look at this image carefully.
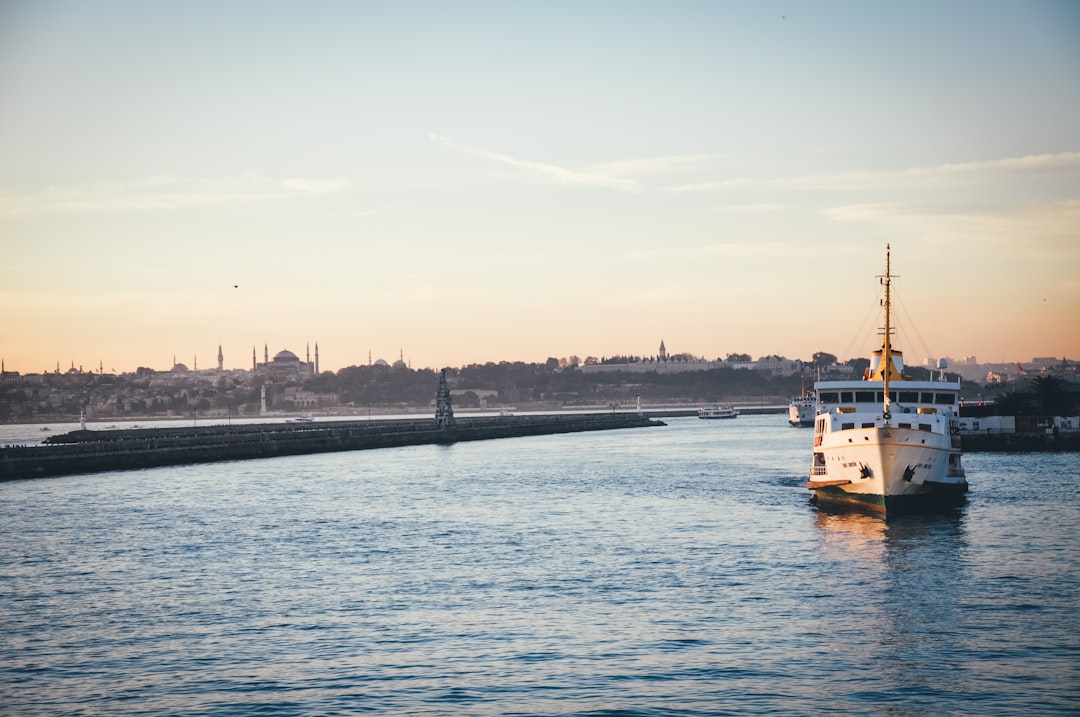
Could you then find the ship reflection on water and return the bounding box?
[810,506,971,704]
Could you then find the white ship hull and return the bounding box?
[808,424,967,513]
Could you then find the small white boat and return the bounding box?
[789,366,817,426]
[698,405,739,419]
[788,394,816,427]
[288,415,314,423]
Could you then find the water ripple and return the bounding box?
[1,417,1078,715]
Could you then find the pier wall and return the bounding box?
[961,432,1080,452]
[0,413,664,482]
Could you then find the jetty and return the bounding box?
[960,431,1080,452]
[0,413,664,482]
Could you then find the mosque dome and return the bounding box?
[172,363,189,372]
[273,349,300,363]
[374,358,390,367]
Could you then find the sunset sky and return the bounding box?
[2,1,1078,375]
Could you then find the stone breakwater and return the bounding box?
[0,413,666,482]
[960,431,1080,452]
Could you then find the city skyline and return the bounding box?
[2,2,1078,375]
[2,337,1068,378]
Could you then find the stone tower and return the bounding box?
[435,369,455,429]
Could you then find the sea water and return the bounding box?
[1,415,1077,715]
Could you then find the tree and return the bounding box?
[812,352,837,367]
[725,353,751,362]
[994,390,1033,416]
[1030,375,1075,416]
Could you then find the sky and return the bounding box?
[1,1,1078,375]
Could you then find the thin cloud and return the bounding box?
[711,203,788,214]
[624,241,849,261]
[280,178,350,194]
[0,173,349,216]
[429,133,643,192]
[823,199,1080,248]
[587,154,718,179]
[671,151,1080,193]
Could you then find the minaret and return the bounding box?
[194,355,197,371]
[218,344,224,371]
[315,343,319,375]
[264,344,269,365]
[659,340,667,361]
[252,346,257,371]
[306,342,312,376]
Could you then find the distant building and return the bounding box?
[577,342,800,376]
[253,342,319,381]
[280,386,338,409]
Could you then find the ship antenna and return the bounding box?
[882,245,892,421]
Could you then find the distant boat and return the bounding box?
[789,365,817,427]
[805,246,967,515]
[698,405,739,419]
[288,415,314,423]
[788,394,816,427]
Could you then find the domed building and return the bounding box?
[253,343,319,381]
[273,349,300,365]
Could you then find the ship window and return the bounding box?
[841,422,854,431]
[875,391,898,402]
[862,422,875,428]
[919,423,932,432]
[899,423,911,429]
[920,392,935,402]
[855,391,875,402]
[935,393,956,405]
[840,392,854,402]
[819,392,840,403]
[898,391,919,402]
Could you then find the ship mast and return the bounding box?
[882,244,893,420]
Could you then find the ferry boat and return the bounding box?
[806,246,967,515]
[788,394,816,427]
[698,405,739,419]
